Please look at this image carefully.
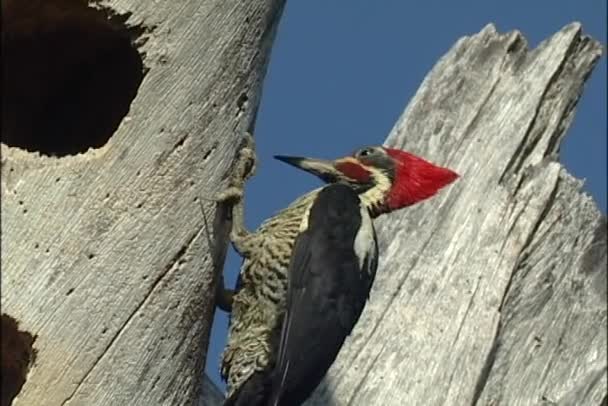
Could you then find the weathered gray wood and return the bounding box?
[1,1,284,405]
[302,23,606,406]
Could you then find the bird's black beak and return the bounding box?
[274,155,341,182]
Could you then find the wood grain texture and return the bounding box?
[1,0,284,405]
[302,23,606,406]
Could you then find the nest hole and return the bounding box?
[1,314,36,406]
[1,0,146,156]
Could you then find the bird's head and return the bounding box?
[275,146,459,216]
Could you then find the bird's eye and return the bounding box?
[357,148,374,157]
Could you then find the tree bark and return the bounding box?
[1,1,284,405]
[305,23,606,406]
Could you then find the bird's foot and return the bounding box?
[231,132,257,188]
[215,186,243,205]
[216,132,256,204]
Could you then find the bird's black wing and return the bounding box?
[269,184,378,406]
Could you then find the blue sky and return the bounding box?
[206,1,607,389]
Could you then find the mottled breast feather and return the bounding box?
[221,188,322,396]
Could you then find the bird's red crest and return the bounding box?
[384,149,458,210]
[335,160,372,182]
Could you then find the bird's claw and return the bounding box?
[233,132,257,185]
[217,132,256,204]
[216,186,243,204]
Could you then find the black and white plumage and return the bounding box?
[268,183,378,406]
[219,144,458,406]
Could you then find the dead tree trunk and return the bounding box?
[305,23,606,406]
[1,1,285,405]
[195,22,606,406]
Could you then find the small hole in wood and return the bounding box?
[66,288,75,296]
[235,92,249,115]
[1,0,148,157]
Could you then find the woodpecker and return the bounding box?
[268,183,378,406]
[218,141,458,406]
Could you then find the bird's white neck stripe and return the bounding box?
[353,203,375,271]
[360,167,391,214]
[299,203,313,232]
